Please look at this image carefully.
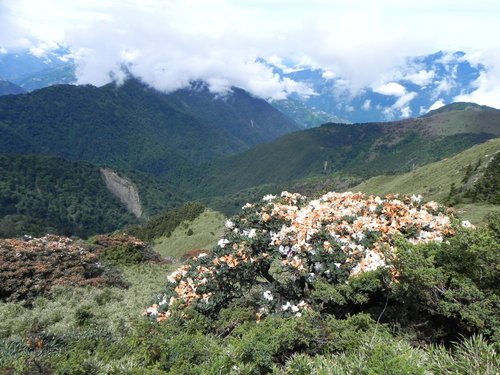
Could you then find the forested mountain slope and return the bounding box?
[201,104,500,196]
[0,79,298,179]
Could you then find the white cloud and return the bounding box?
[1,0,500,105]
[373,82,407,97]
[394,92,417,109]
[382,91,417,119]
[322,70,336,80]
[428,99,445,112]
[432,78,456,99]
[362,99,371,111]
[403,69,435,86]
[454,48,500,108]
[400,106,412,118]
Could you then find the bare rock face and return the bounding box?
[100,168,143,218]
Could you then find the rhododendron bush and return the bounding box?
[148,191,458,321]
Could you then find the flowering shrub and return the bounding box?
[0,235,118,303]
[147,191,458,321]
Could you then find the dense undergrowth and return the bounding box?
[0,195,498,374]
[127,202,205,241]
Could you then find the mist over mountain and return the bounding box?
[0,48,494,127]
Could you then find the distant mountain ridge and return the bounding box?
[0,78,299,181]
[0,79,25,96]
[0,48,493,126]
[422,102,498,117]
[200,103,500,196]
[0,48,77,91]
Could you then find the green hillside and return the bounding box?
[152,208,225,259]
[201,105,500,196]
[353,138,500,223]
[422,101,498,117]
[0,79,298,180]
[0,155,183,238]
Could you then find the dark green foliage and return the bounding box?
[93,234,161,266]
[0,154,137,238]
[0,79,298,182]
[128,203,205,241]
[389,222,500,343]
[0,154,185,238]
[468,151,500,203]
[119,168,185,217]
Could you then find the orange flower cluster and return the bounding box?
[268,191,454,276]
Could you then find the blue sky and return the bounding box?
[1,0,499,106]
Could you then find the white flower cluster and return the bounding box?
[281,300,309,317]
[267,191,454,277]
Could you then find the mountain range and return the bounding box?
[0,78,298,181]
[1,71,498,237]
[0,48,490,127]
[0,79,25,96]
[201,102,500,197]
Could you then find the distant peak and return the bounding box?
[423,102,497,117]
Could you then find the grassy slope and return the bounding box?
[0,209,225,339]
[353,138,500,224]
[0,263,173,338]
[153,209,225,259]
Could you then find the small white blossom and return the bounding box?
[225,220,235,229]
[282,301,292,311]
[411,194,423,204]
[218,238,229,248]
[248,228,257,239]
[263,290,273,301]
[279,245,290,255]
[262,194,277,202]
[146,306,158,316]
[461,220,475,229]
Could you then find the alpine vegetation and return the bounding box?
[147,191,457,322]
